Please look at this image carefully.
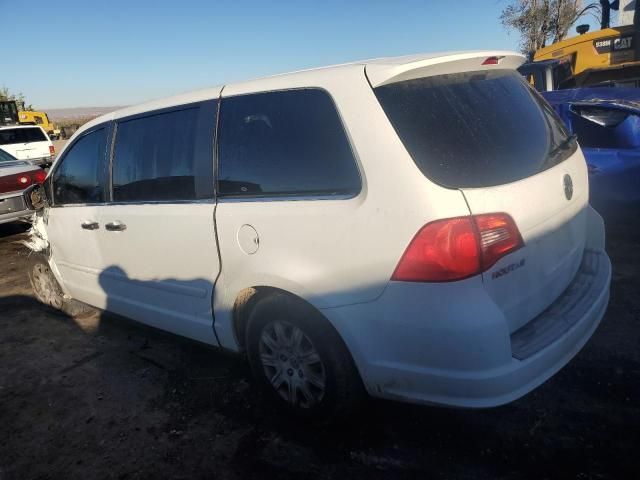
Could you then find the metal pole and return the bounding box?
[601,0,611,29]
[635,0,640,62]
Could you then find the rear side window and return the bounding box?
[52,128,107,205]
[112,105,214,202]
[0,127,47,145]
[375,70,575,188]
[218,89,360,197]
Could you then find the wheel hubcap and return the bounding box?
[258,321,326,408]
[32,264,60,307]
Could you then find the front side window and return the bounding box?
[112,106,213,202]
[52,128,107,205]
[218,89,361,197]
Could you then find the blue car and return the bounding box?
[541,88,640,213]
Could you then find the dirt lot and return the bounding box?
[0,218,639,480]
[51,139,67,155]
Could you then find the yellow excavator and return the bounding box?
[0,100,61,139]
[520,1,640,91]
[17,111,62,140]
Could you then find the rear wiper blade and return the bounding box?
[549,134,577,156]
[542,134,577,169]
[555,134,577,151]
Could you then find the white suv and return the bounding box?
[0,125,55,167]
[25,51,611,416]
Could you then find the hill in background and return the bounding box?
[45,106,125,122]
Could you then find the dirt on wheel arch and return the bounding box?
[0,219,639,480]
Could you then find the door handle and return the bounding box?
[81,221,99,230]
[105,221,127,232]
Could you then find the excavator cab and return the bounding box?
[0,101,19,126]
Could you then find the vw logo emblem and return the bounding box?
[563,174,573,200]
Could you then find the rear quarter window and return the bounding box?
[0,127,47,145]
[217,88,361,197]
[374,70,575,188]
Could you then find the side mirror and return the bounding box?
[23,183,49,211]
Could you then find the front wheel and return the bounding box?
[246,294,364,418]
[28,253,94,317]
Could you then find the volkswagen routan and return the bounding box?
[25,51,611,416]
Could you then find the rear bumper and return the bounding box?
[0,209,32,225]
[0,193,31,224]
[322,208,610,408]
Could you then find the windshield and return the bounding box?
[0,127,48,145]
[374,69,575,188]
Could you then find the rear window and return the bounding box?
[374,70,575,188]
[0,127,47,145]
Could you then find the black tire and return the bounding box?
[28,253,95,317]
[246,293,364,418]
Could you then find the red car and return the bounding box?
[0,148,46,225]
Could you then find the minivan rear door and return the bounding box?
[373,69,589,333]
[460,155,588,333]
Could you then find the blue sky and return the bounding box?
[3,0,597,108]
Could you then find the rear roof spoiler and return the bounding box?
[365,51,526,88]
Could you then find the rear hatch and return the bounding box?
[0,127,51,160]
[373,66,588,333]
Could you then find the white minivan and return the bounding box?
[25,51,611,416]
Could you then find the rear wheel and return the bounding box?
[246,293,363,418]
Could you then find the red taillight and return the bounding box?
[482,56,504,65]
[49,145,55,155]
[392,217,480,282]
[392,213,523,282]
[32,169,47,184]
[0,170,47,194]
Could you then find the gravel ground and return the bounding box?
[0,218,638,480]
[51,139,67,156]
